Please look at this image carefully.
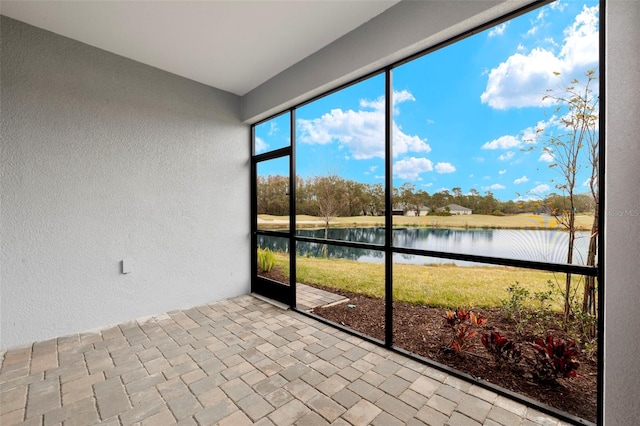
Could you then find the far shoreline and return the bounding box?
[257,213,594,231]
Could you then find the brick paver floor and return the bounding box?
[296,284,349,311]
[0,294,571,425]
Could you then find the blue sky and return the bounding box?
[255,1,599,202]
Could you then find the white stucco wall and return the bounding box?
[0,16,250,349]
[603,1,640,424]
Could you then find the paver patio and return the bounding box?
[296,284,349,312]
[0,294,571,425]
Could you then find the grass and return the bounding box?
[271,252,575,310]
[258,213,594,231]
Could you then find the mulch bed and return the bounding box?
[258,268,290,284]
[256,269,597,423]
[310,287,597,423]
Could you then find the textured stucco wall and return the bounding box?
[0,16,250,349]
[603,1,640,424]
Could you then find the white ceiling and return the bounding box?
[0,0,400,96]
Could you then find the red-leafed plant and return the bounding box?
[529,334,580,381]
[481,331,522,367]
[442,308,487,355]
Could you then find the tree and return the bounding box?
[343,180,365,216]
[311,175,348,240]
[431,190,450,210]
[581,73,599,326]
[469,188,480,212]
[295,175,312,215]
[257,175,288,215]
[479,191,497,214]
[398,182,417,215]
[452,187,463,200]
[414,189,431,215]
[540,70,599,325]
[364,183,385,216]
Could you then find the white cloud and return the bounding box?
[255,137,268,154]
[559,5,599,71]
[268,122,278,136]
[536,9,548,22]
[530,183,550,194]
[521,118,552,144]
[482,135,521,150]
[522,115,562,143]
[499,169,507,175]
[297,90,430,159]
[423,182,434,188]
[484,118,555,160]
[498,151,515,161]
[474,157,485,163]
[297,108,384,159]
[481,5,599,110]
[481,49,562,109]
[393,123,431,157]
[484,183,506,191]
[514,175,529,184]
[393,157,434,180]
[514,194,543,202]
[393,89,416,105]
[435,162,456,174]
[525,8,547,38]
[539,151,554,162]
[489,22,508,37]
[550,1,568,12]
[360,89,414,114]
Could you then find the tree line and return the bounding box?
[257,175,595,218]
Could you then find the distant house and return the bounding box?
[382,202,409,216]
[405,206,431,216]
[382,206,405,216]
[436,203,472,215]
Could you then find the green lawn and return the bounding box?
[258,213,594,231]
[272,251,572,310]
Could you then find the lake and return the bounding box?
[258,227,593,267]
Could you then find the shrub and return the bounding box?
[442,308,487,355]
[529,334,580,381]
[501,282,529,321]
[257,248,276,273]
[501,281,559,337]
[481,331,522,367]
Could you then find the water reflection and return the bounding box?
[258,227,591,266]
[298,241,385,261]
[297,227,386,244]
